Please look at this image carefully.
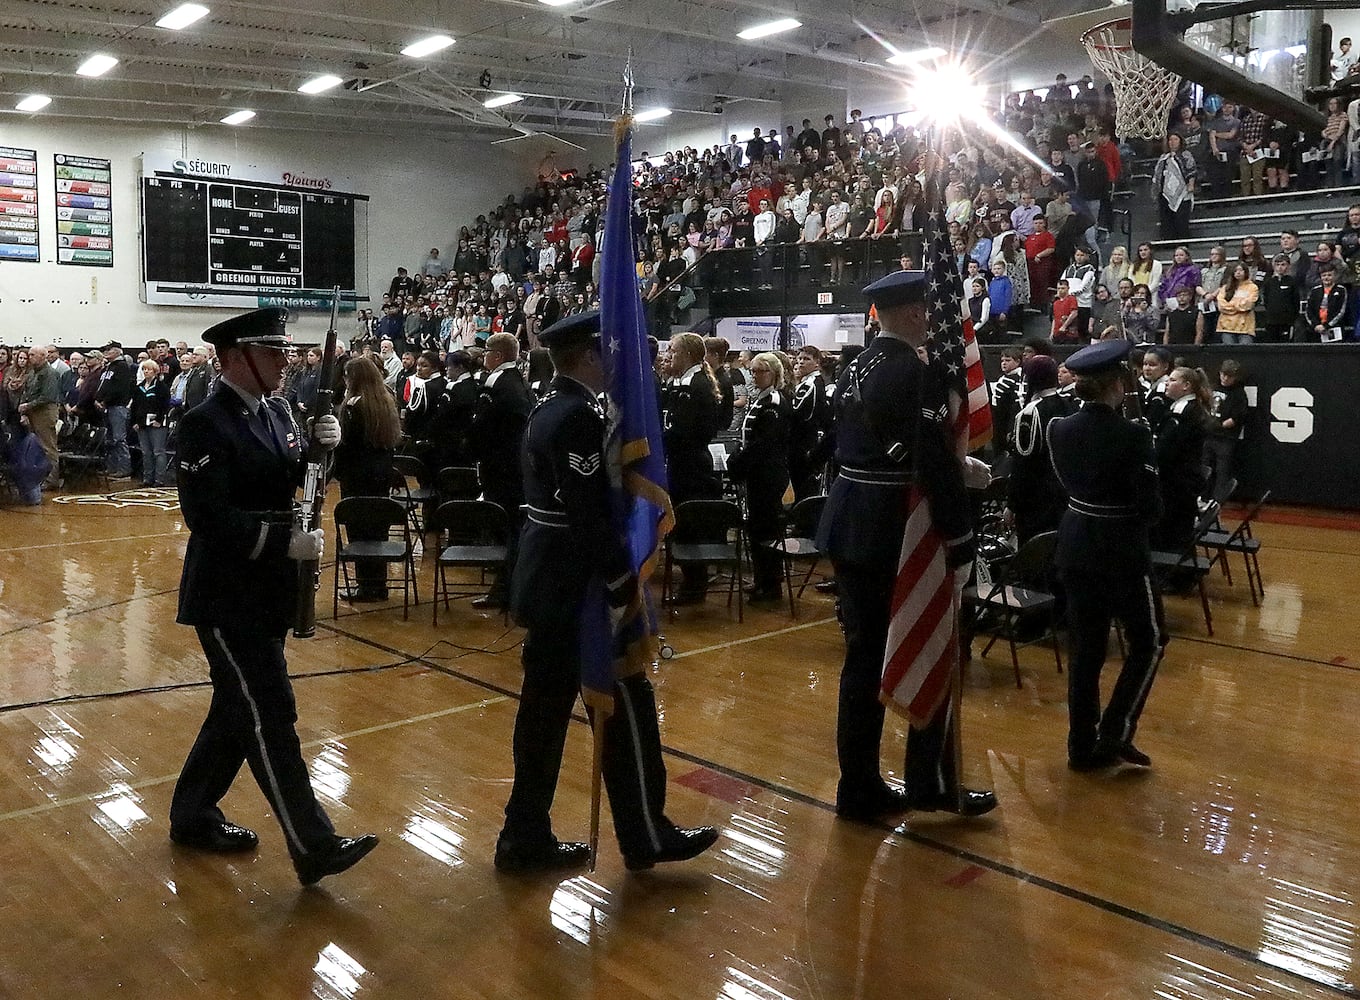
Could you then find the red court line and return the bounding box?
[1221,505,1360,533]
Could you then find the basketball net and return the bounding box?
[1082,18,1182,140]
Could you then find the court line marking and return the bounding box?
[0,530,183,554]
[321,622,1359,1000]
[670,616,837,659]
[0,694,507,824]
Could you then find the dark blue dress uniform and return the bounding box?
[1047,339,1166,769]
[170,308,376,883]
[663,363,722,600]
[814,271,982,818]
[469,360,534,603]
[727,383,791,598]
[788,371,831,502]
[499,311,717,873]
[1008,358,1078,544]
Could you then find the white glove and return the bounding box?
[287,527,324,561]
[312,414,341,450]
[963,455,991,489]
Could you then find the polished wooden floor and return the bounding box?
[2,484,1359,999]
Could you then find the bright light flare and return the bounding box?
[16,94,52,112]
[220,109,255,125]
[907,64,988,124]
[76,53,120,77]
[298,74,343,94]
[737,18,802,40]
[483,93,523,108]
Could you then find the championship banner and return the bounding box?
[0,146,39,263]
[54,154,114,267]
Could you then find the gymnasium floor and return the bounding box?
[1,487,1358,999]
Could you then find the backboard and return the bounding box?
[1130,0,1330,129]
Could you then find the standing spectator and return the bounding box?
[1196,245,1228,343]
[1153,131,1197,238]
[95,341,136,479]
[1157,246,1202,310]
[1061,244,1097,338]
[1321,96,1349,188]
[1266,118,1296,191]
[1260,254,1303,342]
[745,128,767,166]
[1237,108,1270,197]
[1173,105,1206,172]
[1052,279,1080,343]
[1205,101,1242,196]
[1121,284,1161,344]
[1129,241,1164,293]
[1093,130,1121,227]
[17,346,61,490]
[1100,244,1132,293]
[421,248,447,279]
[1216,261,1260,344]
[1025,215,1058,311]
[1306,264,1349,342]
[1074,142,1110,234]
[1162,288,1198,345]
[1334,36,1357,81]
[1,346,30,433]
[128,358,171,487]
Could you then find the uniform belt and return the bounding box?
[838,466,913,486]
[1067,498,1138,518]
[526,504,570,527]
[245,509,296,524]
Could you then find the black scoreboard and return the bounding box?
[140,171,367,309]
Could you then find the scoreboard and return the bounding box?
[140,166,368,309]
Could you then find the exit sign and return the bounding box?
[817,291,833,305]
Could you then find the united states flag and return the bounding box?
[880,213,992,726]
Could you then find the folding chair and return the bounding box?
[761,495,827,618]
[1200,491,1270,606]
[333,496,417,621]
[429,500,509,625]
[1151,501,1218,636]
[390,454,436,536]
[664,499,745,622]
[962,530,1063,688]
[59,424,111,492]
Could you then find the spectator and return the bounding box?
[95,341,135,478]
[1260,254,1303,342]
[1173,105,1206,171]
[1163,287,1198,345]
[421,248,447,278]
[1334,37,1357,81]
[1216,261,1260,344]
[128,358,170,487]
[1321,96,1349,188]
[1153,131,1197,238]
[1196,245,1228,343]
[1129,241,1163,292]
[1238,235,1271,285]
[1121,284,1161,344]
[1095,283,1124,341]
[1238,108,1270,197]
[1306,240,1340,288]
[1061,244,1097,337]
[1306,264,1348,342]
[1100,244,1131,294]
[1051,279,1080,343]
[1205,101,1242,196]
[1266,118,1295,191]
[388,266,416,301]
[1157,246,1201,310]
[1025,215,1058,311]
[986,259,1015,337]
[967,277,993,341]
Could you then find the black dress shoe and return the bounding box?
[471,594,506,610]
[623,826,719,871]
[835,786,911,822]
[1068,745,1120,771]
[342,589,388,603]
[1117,743,1152,767]
[813,580,838,594]
[494,837,590,874]
[169,821,259,853]
[906,788,998,817]
[295,834,379,886]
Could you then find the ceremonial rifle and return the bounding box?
[293,286,341,639]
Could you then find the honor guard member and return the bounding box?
[468,332,534,609]
[497,311,719,873]
[788,345,832,502]
[816,271,996,821]
[170,307,379,885]
[1048,339,1165,771]
[727,352,792,603]
[661,332,723,603]
[1007,356,1078,544]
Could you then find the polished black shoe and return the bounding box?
[835,786,911,823]
[1068,745,1120,771]
[623,826,720,871]
[342,588,388,603]
[906,788,998,817]
[170,821,259,853]
[494,837,590,874]
[813,580,839,595]
[295,834,379,886]
[1117,743,1152,767]
[471,594,506,610]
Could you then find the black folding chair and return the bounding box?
[962,530,1063,688]
[59,424,111,492]
[436,466,481,502]
[1151,501,1218,636]
[333,496,417,620]
[664,499,745,621]
[1200,491,1270,606]
[429,500,509,625]
[390,453,436,536]
[762,495,828,618]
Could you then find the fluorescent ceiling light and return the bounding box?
[483,92,523,109]
[16,94,52,112]
[634,107,671,122]
[888,46,947,66]
[539,0,576,6]
[401,34,454,58]
[156,3,209,30]
[298,73,343,94]
[737,18,802,40]
[220,109,255,125]
[76,53,120,77]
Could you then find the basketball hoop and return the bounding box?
[1082,18,1182,140]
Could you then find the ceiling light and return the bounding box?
[298,74,343,94]
[634,107,672,122]
[16,94,51,112]
[220,109,255,125]
[483,93,523,109]
[737,18,802,40]
[538,0,576,6]
[401,34,454,58]
[156,3,209,30]
[76,53,120,77]
[887,46,947,66]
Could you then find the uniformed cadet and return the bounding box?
[1007,356,1078,544]
[1139,345,1173,433]
[726,351,792,603]
[1047,339,1166,771]
[662,332,722,603]
[468,332,535,609]
[816,271,996,821]
[170,307,379,885]
[497,311,718,873]
[788,345,831,502]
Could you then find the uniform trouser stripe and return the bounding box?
[616,682,663,853]
[210,627,307,856]
[1111,576,1163,746]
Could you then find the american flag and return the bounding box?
[880,213,991,726]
